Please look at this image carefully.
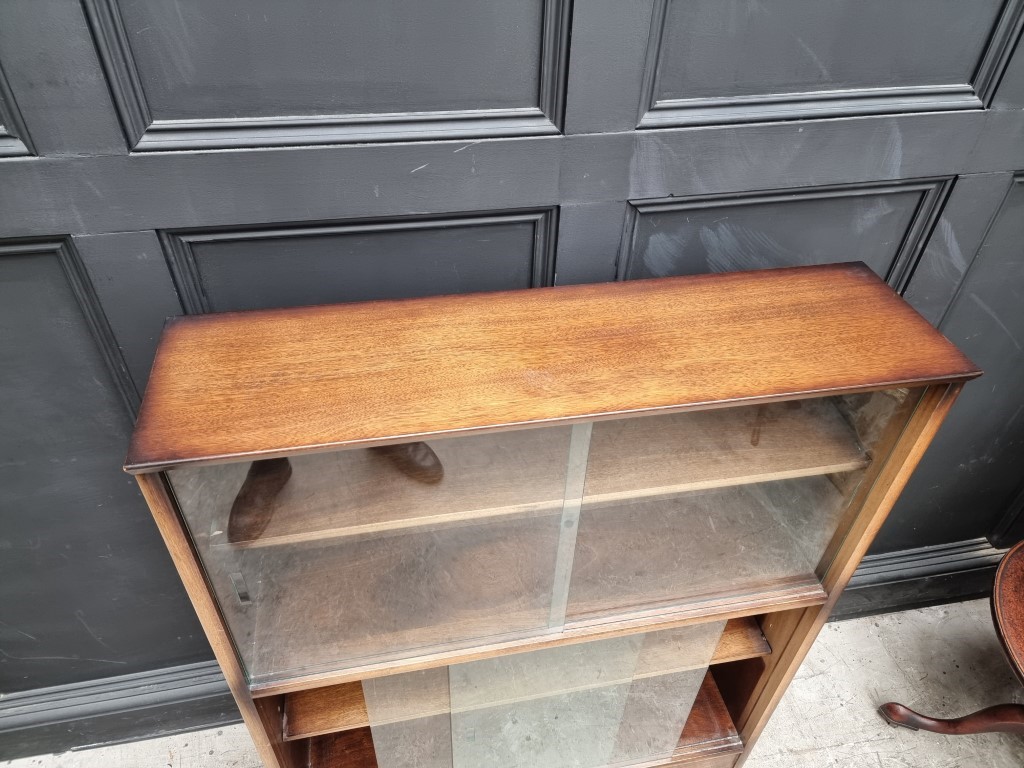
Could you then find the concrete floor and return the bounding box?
[3,599,1022,768]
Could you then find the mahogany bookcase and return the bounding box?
[125,263,980,768]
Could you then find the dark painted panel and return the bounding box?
[165,212,557,314]
[992,30,1024,109]
[656,0,1000,99]
[0,137,564,237]
[9,110,1024,239]
[554,203,625,285]
[563,0,658,135]
[641,0,1011,125]
[0,61,31,157]
[903,174,1015,326]
[0,691,237,761]
[992,486,1024,548]
[0,660,234,761]
[621,183,939,284]
[118,0,544,118]
[84,0,569,149]
[835,538,1004,618]
[74,232,184,396]
[0,244,208,693]
[0,1,125,156]
[876,178,1024,551]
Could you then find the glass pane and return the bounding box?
[363,622,724,768]
[169,387,919,686]
[450,637,642,768]
[363,668,453,768]
[168,426,573,684]
[566,390,919,624]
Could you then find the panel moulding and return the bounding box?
[83,0,572,151]
[0,238,138,413]
[636,0,1024,128]
[161,209,560,314]
[616,177,956,291]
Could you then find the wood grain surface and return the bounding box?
[993,539,1024,683]
[125,263,979,472]
[675,672,744,766]
[283,617,769,741]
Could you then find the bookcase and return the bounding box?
[125,263,979,767]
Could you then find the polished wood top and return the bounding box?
[993,539,1024,681]
[125,263,979,472]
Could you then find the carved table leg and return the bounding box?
[879,702,1024,735]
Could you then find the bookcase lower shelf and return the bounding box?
[304,672,742,768]
[282,617,769,741]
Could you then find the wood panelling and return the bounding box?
[161,211,558,314]
[82,0,571,150]
[884,176,1024,550]
[901,173,1015,327]
[9,112,1024,240]
[619,179,953,292]
[126,264,978,472]
[0,239,196,690]
[638,0,1022,128]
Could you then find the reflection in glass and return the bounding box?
[168,389,918,686]
[565,390,916,624]
[169,427,573,684]
[363,668,452,768]
[362,622,725,768]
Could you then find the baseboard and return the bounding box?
[1,538,1005,759]
[834,537,1007,619]
[0,660,237,761]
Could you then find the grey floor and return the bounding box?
[3,599,1022,768]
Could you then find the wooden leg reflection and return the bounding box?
[369,442,444,484]
[228,457,293,543]
[879,701,1024,735]
[225,443,444,543]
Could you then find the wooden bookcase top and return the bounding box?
[125,263,979,472]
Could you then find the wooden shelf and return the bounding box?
[583,397,866,506]
[283,617,768,741]
[241,471,837,692]
[178,397,865,550]
[304,671,742,768]
[237,473,838,692]
[672,672,745,767]
[199,426,572,549]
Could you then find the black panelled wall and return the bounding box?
[1,0,1023,756]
